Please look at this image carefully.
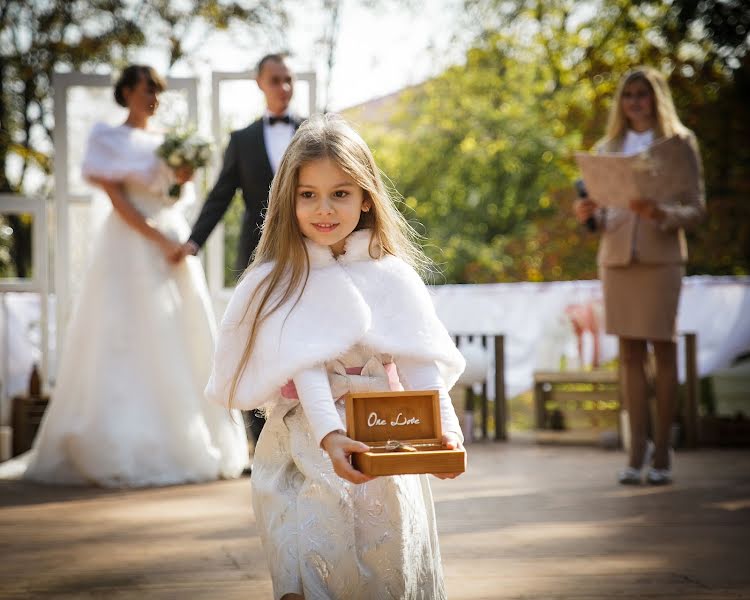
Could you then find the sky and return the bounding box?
[313,0,472,110]
[139,0,475,113]
[10,0,479,193]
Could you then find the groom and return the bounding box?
[179,53,302,443]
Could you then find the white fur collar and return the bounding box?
[304,229,378,268]
[206,231,465,411]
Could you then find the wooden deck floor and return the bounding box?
[1,443,749,599]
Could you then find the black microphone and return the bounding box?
[575,178,597,232]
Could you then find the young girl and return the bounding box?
[206,114,466,599]
[574,66,705,486]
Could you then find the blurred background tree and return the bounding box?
[0,0,288,278]
[358,0,749,282]
[1,0,747,283]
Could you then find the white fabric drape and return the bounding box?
[3,276,749,413]
[431,276,750,398]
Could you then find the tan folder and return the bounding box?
[575,135,694,208]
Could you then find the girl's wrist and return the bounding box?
[321,429,347,450]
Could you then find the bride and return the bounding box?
[2,65,249,487]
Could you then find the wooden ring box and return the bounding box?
[345,390,466,476]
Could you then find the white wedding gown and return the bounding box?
[0,123,248,487]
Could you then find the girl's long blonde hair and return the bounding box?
[228,113,427,408]
[599,66,690,152]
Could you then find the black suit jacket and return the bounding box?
[189,116,302,271]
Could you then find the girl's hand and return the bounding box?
[630,198,665,222]
[321,431,374,485]
[573,198,598,223]
[174,165,194,185]
[432,432,465,480]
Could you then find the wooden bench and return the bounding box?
[533,370,620,443]
[452,334,507,442]
[533,332,701,447]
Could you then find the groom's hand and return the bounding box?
[168,241,198,264]
[184,240,199,256]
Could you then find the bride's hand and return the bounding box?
[156,235,184,264]
[174,165,194,185]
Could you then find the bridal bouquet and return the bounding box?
[156,130,213,198]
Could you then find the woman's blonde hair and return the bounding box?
[227,113,427,408]
[599,65,690,151]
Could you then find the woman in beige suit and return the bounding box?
[574,66,705,485]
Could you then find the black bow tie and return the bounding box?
[268,115,291,126]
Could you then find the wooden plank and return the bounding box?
[3,445,750,599]
[534,382,546,429]
[494,335,507,441]
[684,332,699,448]
[534,429,605,445]
[547,390,620,406]
[533,370,619,385]
[480,335,490,440]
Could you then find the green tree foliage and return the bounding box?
[362,0,749,282]
[0,1,143,276]
[0,1,143,195]
[0,0,287,277]
[668,0,750,275]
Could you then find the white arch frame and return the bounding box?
[206,70,317,297]
[52,72,199,371]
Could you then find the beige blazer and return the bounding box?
[595,131,705,267]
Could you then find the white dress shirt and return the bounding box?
[263,111,295,174]
[621,128,654,156]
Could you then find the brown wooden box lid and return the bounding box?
[345,390,442,448]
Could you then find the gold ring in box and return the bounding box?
[384,440,418,453]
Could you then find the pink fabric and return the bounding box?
[383,362,405,392]
[279,379,299,399]
[280,362,402,400]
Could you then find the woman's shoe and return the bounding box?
[646,467,672,485]
[617,440,654,485]
[617,466,643,485]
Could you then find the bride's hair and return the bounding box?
[227,113,428,409]
[114,65,166,108]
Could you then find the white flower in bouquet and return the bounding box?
[156,129,213,197]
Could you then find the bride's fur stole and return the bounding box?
[206,230,465,410]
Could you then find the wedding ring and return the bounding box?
[384,440,417,453]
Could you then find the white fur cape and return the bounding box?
[205,230,465,411]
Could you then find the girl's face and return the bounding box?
[122,74,160,120]
[295,158,371,256]
[621,78,655,130]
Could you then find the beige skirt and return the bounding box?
[600,263,684,341]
